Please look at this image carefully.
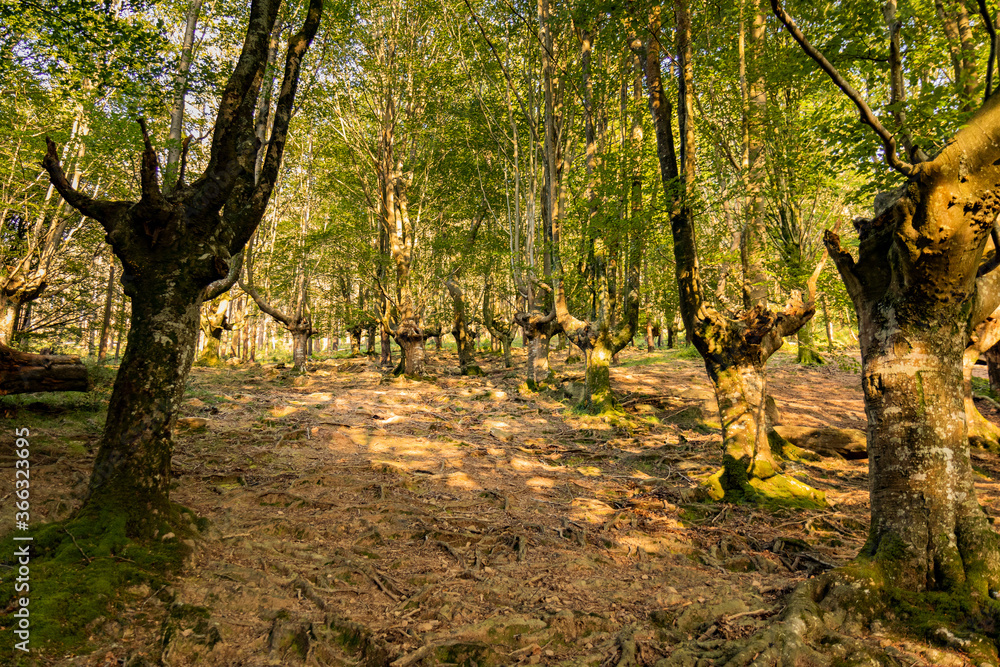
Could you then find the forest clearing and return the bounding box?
[7,343,1000,667]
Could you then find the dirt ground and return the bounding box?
[3,343,1000,666]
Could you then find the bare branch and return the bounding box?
[770,0,915,176]
[137,118,163,204]
[40,137,120,229]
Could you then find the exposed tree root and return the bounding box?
[658,568,1000,667]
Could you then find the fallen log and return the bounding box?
[0,343,89,395]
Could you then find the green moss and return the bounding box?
[705,455,825,508]
[0,503,198,662]
[768,428,820,462]
[748,473,826,509]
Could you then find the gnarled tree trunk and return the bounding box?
[42,0,322,538]
[516,311,559,386]
[636,4,822,504]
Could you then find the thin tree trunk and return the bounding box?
[165,0,205,188]
[97,261,117,362]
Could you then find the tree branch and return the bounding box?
[137,118,164,205]
[770,0,915,176]
[41,138,120,229]
[979,0,998,101]
[240,0,323,247]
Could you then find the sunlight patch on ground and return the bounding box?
[616,534,688,556]
[269,405,299,418]
[570,497,615,523]
[446,471,480,490]
[510,457,536,471]
[526,476,556,489]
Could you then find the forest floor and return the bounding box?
[4,344,1000,666]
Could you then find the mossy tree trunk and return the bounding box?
[644,319,655,352]
[796,320,824,365]
[823,135,1000,595]
[195,296,231,367]
[88,282,202,534]
[42,0,322,538]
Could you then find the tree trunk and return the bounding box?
[704,359,788,499]
[586,340,616,413]
[164,0,205,188]
[199,333,223,366]
[820,162,1000,595]
[635,5,821,504]
[395,319,424,376]
[0,295,18,346]
[292,328,310,370]
[447,278,482,376]
[527,332,552,386]
[380,328,392,366]
[645,320,655,352]
[986,340,1000,393]
[349,327,361,356]
[821,294,835,351]
[97,261,116,362]
[860,320,997,591]
[796,320,824,365]
[0,344,89,395]
[86,285,201,536]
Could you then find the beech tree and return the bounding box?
[41,0,322,537]
[633,2,825,504]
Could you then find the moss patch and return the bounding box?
[0,503,199,662]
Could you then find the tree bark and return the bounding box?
[292,326,310,370]
[195,297,231,367]
[0,295,18,345]
[516,311,559,386]
[395,320,425,376]
[86,283,201,534]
